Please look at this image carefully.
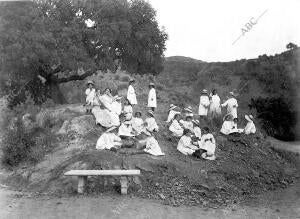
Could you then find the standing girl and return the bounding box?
[148,82,157,112]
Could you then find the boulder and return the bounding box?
[67,115,97,136]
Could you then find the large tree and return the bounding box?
[0,0,167,106]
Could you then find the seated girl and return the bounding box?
[244,115,256,135]
[96,126,122,151]
[177,129,199,155]
[118,120,135,138]
[179,115,194,133]
[123,99,133,121]
[231,118,244,134]
[199,127,216,160]
[145,110,159,132]
[220,114,235,135]
[132,112,144,135]
[192,120,201,140]
[166,104,181,123]
[169,113,184,137]
[137,131,164,156]
[111,95,122,116]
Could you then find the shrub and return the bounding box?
[249,97,297,141]
[117,83,128,91]
[114,74,120,80]
[120,75,130,82]
[1,119,36,167]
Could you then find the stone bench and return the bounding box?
[64,169,141,195]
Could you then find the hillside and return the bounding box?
[1,48,299,208]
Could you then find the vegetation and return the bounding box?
[0,0,167,106]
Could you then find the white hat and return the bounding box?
[201,89,208,94]
[169,104,178,111]
[149,82,155,86]
[106,126,117,133]
[245,115,254,121]
[87,80,94,85]
[229,91,238,97]
[113,95,122,101]
[184,106,193,113]
[148,110,154,116]
[192,119,200,126]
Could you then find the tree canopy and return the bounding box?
[0,0,168,106]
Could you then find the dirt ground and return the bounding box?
[0,140,299,219]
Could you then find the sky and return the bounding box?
[148,0,300,62]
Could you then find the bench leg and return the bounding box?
[120,176,128,195]
[78,176,87,194]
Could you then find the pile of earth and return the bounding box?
[1,104,299,207]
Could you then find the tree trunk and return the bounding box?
[48,81,67,104]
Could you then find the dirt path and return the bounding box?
[0,138,300,219]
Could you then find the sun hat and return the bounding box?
[149,82,155,86]
[123,120,132,125]
[87,80,94,85]
[192,119,200,126]
[169,104,179,111]
[113,95,123,101]
[184,106,193,113]
[106,126,117,133]
[229,91,238,97]
[201,89,208,94]
[245,114,254,121]
[148,110,154,116]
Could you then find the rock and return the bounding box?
[57,120,70,135]
[67,115,97,136]
[158,193,166,200]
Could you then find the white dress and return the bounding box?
[148,88,157,108]
[111,101,122,116]
[194,127,202,139]
[118,123,134,137]
[244,120,256,134]
[169,120,184,137]
[96,133,122,150]
[199,133,216,154]
[198,95,210,116]
[144,136,165,156]
[132,117,144,134]
[145,117,159,132]
[166,110,180,123]
[177,135,198,155]
[179,120,194,132]
[209,94,221,117]
[85,88,96,105]
[92,95,120,128]
[123,105,133,120]
[127,85,137,105]
[199,133,216,160]
[221,98,238,119]
[220,120,234,135]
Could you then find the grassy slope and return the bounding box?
[2,49,299,207]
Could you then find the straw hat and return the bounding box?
[149,82,155,86]
[113,95,122,101]
[169,104,178,111]
[192,119,200,126]
[87,80,94,85]
[106,126,117,133]
[130,79,135,83]
[229,91,238,97]
[245,114,254,121]
[148,110,154,116]
[201,89,208,94]
[184,106,193,113]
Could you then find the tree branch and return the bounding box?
[56,69,96,83]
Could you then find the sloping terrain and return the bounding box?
[1,48,299,207]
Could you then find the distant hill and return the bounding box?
[165,56,204,63]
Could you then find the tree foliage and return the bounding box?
[0,0,168,106]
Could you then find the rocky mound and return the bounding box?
[2,104,299,207]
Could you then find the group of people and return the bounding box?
[84,80,163,156]
[84,79,257,160]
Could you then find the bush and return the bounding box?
[120,75,130,82]
[1,119,36,167]
[249,97,297,141]
[114,74,120,80]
